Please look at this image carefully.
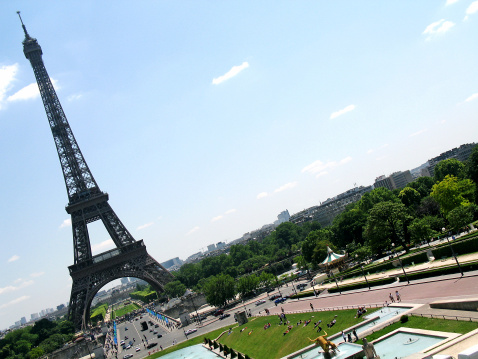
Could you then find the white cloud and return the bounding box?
[30,272,45,278]
[366,149,374,154]
[0,296,30,309]
[446,0,459,5]
[465,93,478,102]
[7,79,59,102]
[59,219,71,229]
[225,209,236,214]
[256,192,268,199]
[212,62,249,85]
[7,255,19,263]
[91,239,115,253]
[465,1,478,20]
[409,129,427,137]
[0,280,34,295]
[137,222,154,230]
[330,104,355,119]
[186,226,200,236]
[274,182,298,193]
[0,64,19,110]
[423,19,455,38]
[316,171,329,178]
[211,215,224,222]
[67,93,83,102]
[302,156,352,176]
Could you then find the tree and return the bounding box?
[203,274,235,308]
[236,274,259,298]
[301,229,335,265]
[332,208,367,247]
[408,217,438,245]
[258,272,275,288]
[28,347,44,359]
[416,196,441,217]
[465,144,478,203]
[398,187,421,209]
[357,187,399,212]
[406,176,435,199]
[163,280,187,298]
[430,175,476,215]
[434,158,465,182]
[447,205,475,232]
[364,201,410,255]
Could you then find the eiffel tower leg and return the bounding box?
[71,211,92,264]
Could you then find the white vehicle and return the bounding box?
[185,328,197,335]
[126,344,131,349]
[255,299,266,305]
[135,347,141,352]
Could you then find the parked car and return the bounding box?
[297,283,307,291]
[185,328,197,335]
[269,294,281,301]
[157,334,163,338]
[123,354,133,359]
[255,299,266,306]
[219,313,230,320]
[147,342,158,349]
[213,309,224,317]
[135,347,141,352]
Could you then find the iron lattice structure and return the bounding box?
[19,14,173,330]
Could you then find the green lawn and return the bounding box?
[217,310,363,359]
[112,303,140,319]
[360,316,478,344]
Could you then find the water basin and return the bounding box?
[157,344,221,359]
[373,331,446,358]
[292,342,363,359]
[347,306,412,337]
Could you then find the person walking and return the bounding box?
[310,303,314,311]
[395,290,401,302]
[389,293,395,303]
[353,329,359,342]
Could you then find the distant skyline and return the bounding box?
[1,1,478,329]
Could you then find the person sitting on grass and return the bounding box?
[327,319,336,328]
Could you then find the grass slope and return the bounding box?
[112,303,140,319]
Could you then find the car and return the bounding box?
[149,329,153,332]
[213,309,224,316]
[147,343,158,349]
[135,347,141,352]
[123,354,133,359]
[120,340,125,345]
[255,299,266,306]
[153,330,158,334]
[124,327,128,331]
[126,344,131,349]
[185,328,197,335]
[154,324,159,328]
[274,297,287,304]
[219,313,230,320]
[157,334,163,338]
[297,283,307,290]
[269,294,281,301]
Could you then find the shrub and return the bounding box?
[328,277,395,293]
[238,353,244,359]
[400,315,409,323]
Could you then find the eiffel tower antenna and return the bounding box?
[19,14,172,330]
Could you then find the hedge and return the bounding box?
[398,261,478,281]
[431,235,478,259]
[130,289,157,303]
[327,277,395,293]
[289,290,322,299]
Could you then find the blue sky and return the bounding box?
[1,1,477,329]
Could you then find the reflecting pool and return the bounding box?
[292,342,363,359]
[157,344,221,359]
[373,331,446,358]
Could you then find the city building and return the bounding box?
[207,244,216,252]
[20,317,26,325]
[120,277,130,285]
[216,241,226,249]
[31,313,39,320]
[274,209,290,225]
[374,170,413,190]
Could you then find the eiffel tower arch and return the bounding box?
[18,13,173,330]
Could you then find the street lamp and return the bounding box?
[329,270,341,293]
[360,264,370,290]
[187,293,202,325]
[391,243,409,284]
[442,227,463,276]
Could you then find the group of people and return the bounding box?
[385,290,401,306]
[341,329,359,343]
[354,306,367,318]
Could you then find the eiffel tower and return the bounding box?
[18,13,173,330]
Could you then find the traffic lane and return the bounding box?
[117,317,168,358]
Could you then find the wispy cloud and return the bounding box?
[212,62,249,85]
[186,226,200,236]
[257,192,268,199]
[30,272,45,278]
[7,79,59,102]
[274,182,298,193]
[316,171,329,178]
[0,296,30,309]
[330,104,355,119]
[211,215,224,222]
[366,144,389,155]
[302,157,352,178]
[0,64,19,110]
[0,280,34,295]
[465,93,478,102]
[67,93,83,102]
[91,239,115,253]
[225,209,236,214]
[423,19,455,39]
[446,0,459,5]
[137,222,154,230]
[7,255,19,263]
[59,219,71,229]
[464,1,478,20]
[409,129,427,137]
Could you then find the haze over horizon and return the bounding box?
[1,1,478,329]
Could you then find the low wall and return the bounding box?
[430,298,478,312]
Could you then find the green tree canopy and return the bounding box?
[236,274,259,298]
[405,176,435,199]
[163,280,187,298]
[447,204,475,232]
[332,208,367,247]
[364,201,410,255]
[430,175,476,215]
[203,274,236,308]
[399,187,421,208]
[301,229,335,265]
[357,187,399,212]
[434,158,465,182]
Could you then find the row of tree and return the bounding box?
[0,319,75,359]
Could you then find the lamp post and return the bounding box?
[360,264,370,290]
[329,270,341,293]
[188,293,201,325]
[392,243,409,284]
[442,227,463,276]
